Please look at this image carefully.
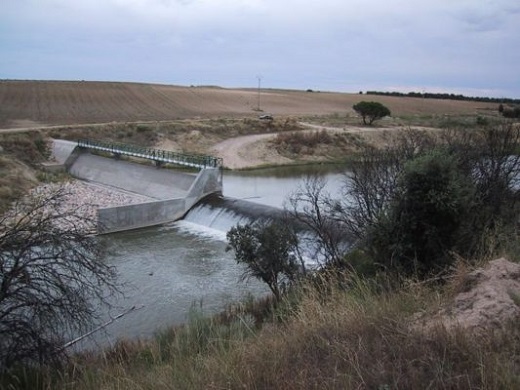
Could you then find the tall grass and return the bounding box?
[198,275,520,389]
[14,272,517,389]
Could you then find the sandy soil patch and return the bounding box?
[211,133,292,169]
[414,258,520,334]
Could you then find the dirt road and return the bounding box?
[211,133,291,169]
[210,122,365,169]
[210,122,440,169]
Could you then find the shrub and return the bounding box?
[369,150,476,276]
[272,130,334,155]
[502,107,520,118]
[286,124,520,278]
[0,132,50,165]
[226,221,302,299]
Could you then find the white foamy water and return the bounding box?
[170,220,228,242]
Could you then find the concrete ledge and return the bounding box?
[40,161,66,173]
[96,167,223,233]
[98,198,186,234]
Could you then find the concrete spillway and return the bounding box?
[68,153,196,200]
[51,139,223,233]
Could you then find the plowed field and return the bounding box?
[0,80,497,129]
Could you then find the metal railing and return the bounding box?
[77,139,223,169]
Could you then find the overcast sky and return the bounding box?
[1,0,519,98]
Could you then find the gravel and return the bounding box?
[31,180,152,222]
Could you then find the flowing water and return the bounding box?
[85,165,347,348]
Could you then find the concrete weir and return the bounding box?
[51,139,223,233]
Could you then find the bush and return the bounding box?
[272,130,333,155]
[0,132,50,165]
[369,150,476,276]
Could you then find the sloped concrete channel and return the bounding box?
[51,139,223,233]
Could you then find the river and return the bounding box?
[87,165,348,348]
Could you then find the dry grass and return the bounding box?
[39,117,302,156]
[0,132,51,212]
[11,275,516,390]
[0,156,38,213]
[271,130,365,161]
[195,277,519,390]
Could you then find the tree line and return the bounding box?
[365,90,520,105]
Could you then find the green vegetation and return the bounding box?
[369,150,476,276]
[366,90,520,105]
[227,221,301,300]
[329,124,520,276]
[353,101,391,125]
[230,122,520,296]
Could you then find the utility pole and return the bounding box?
[256,75,262,111]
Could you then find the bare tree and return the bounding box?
[286,176,351,268]
[0,187,119,369]
[339,129,437,240]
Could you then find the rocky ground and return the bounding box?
[31,180,152,222]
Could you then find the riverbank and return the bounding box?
[17,259,519,390]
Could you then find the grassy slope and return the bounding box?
[39,276,518,390]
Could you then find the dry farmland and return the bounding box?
[0,80,498,129]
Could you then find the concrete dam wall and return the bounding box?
[53,140,223,233]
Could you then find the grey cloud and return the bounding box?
[0,0,518,97]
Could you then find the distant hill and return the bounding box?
[0,80,498,129]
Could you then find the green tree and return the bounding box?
[369,150,475,276]
[226,221,300,299]
[353,101,391,125]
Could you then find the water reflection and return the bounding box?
[223,164,347,208]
